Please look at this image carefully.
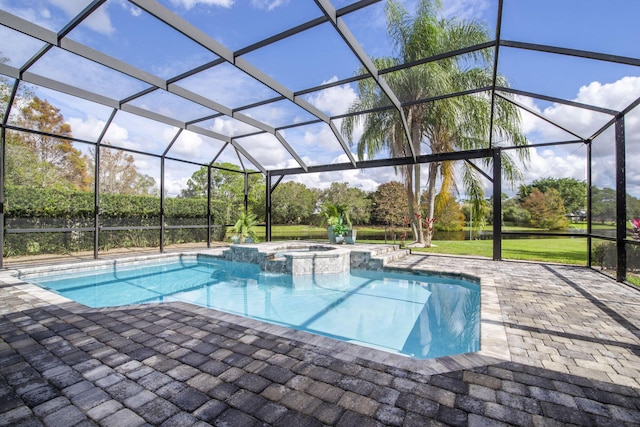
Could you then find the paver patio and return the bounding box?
[1,249,639,426]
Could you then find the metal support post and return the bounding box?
[244,173,249,214]
[586,142,592,267]
[93,145,100,259]
[207,166,212,248]
[493,149,502,261]
[266,172,272,242]
[160,157,165,253]
[0,126,5,270]
[615,116,626,282]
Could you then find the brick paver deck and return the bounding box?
[1,250,639,426]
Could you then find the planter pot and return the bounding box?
[335,235,345,244]
[328,226,336,244]
[345,229,357,244]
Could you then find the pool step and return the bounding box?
[264,257,287,273]
[367,248,411,270]
[350,245,410,270]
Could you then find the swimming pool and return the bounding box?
[24,255,480,360]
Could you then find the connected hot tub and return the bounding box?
[222,242,350,275]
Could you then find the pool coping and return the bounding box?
[0,248,510,376]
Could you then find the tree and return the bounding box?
[1,53,33,118]
[502,197,531,226]
[271,181,316,224]
[371,181,409,226]
[342,0,527,247]
[211,165,245,224]
[89,143,157,196]
[4,132,43,187]
[180,167,208,198]
[180,163,265,225]
[247,173,266,222]
[433,195,465,231]
[318,182,372,225]
[521,188,569,230]
[627,193,640,220]
[17,97,91,190]
[1,74,56,189]
[519,177,586,215]
[591,187,616,224]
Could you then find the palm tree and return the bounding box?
[342,0,527,246]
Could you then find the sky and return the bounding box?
[1,0,639,199]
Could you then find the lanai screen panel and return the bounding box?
[65,0,220,80]
[627,106,640,227]
[0,0,638,185]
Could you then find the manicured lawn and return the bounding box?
[235,224,593,265]
[397,238,588,265]
[628,275,640,287]
[229,224,640,283]
[568,221,616,231]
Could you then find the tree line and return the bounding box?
[3,86,638,241]
[2,85,638,233]
[5,96,157,195]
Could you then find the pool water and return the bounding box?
[28,256,480,359]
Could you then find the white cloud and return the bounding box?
[286,154,397,192]
[440,0,491,21]
[166,129,204,157]
[162,162,201,196]
[235,134,292,170]
[242,87,365,167]
[513,95,558,137]
[302,125,343,154]
[30,49,147,100]
[288,170,381,192]
[67,116,105,142]
[210,117,258,137]
[177,63,274,108]
[164,176,189,197]
[306,78,358,117]
[0,26,44,67]
[47,0,90,16]
[522,76,640,142]
[519,75,640,195]
[575,77,640,111]
[169,0,235,10]
[104,122,130,147]
[522,147,587,183]
[46,0,115,35]
[250,0,289,11]
[304,78,366,153]
[78,3,115,35]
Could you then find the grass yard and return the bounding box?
[244,225,590,264]
[385,238,589,265]
[239,224,617,265]
[229,224,640,284]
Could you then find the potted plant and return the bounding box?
[231,211,259,244]
[345,227,357,244]
[332,222,349,244]
[322,202,350,244]
[322,201,358,244]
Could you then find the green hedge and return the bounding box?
[3,186,227,256]
[592,241,640,272]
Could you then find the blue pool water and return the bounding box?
[28,256,480,359]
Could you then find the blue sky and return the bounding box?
[1,0,639,198]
